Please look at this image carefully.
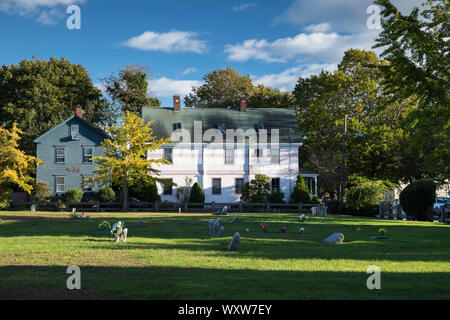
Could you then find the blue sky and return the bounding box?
[0,0,421,107]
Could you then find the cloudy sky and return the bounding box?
[0,0,423,107]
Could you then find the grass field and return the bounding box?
[0,211,449,299]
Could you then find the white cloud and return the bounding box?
[182,67,197,75]
[122,31,208,54]
[0,0,85,24]
[253,63,338,91]
[150,77,202,98]
[225,31,376,63]
[304,23,331,33]
[233,3,257,12]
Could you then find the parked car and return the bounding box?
[434,197,450,209]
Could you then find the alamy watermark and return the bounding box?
[66,265,81,289]
[366,265,381,290]
[66,5,81,30]
[366,5,382,30]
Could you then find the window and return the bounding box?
[83,147,93,163]
[271,178,280,192]
[71,124,79,140]
[305,177,316,195]
[163,179,173,195]
[212,178,221,195]
[235,178,244,195]
[55,176,65,193]
[164,148,173,163]
[225,148,234,164]
[56,147,65,163]
[271,148,280,164]
[173,123,182,131]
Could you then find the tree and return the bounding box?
[0,124,43,196]
[374,0,449,179]
[294,49,418,197]
[175,177,193,203]
[241,174,271,203]
[400,179,436,220]
[32,181,51,202]
[103,65,161,117]
[0,57,108,154]
[129,179,160,203]
[189,182,205,203]
[248,84,295,108]
[85,112,170,210]
[290,174,312,203]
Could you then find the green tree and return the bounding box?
[189,182,205,203]
[374,0,449,180]
[241,174,271,203]
[32,181,51,202]
[103,65,161,117]
[0,57,108,154]
[85,112,170,210]
[129,179,160,203]
[290,174,312,203]
[294,49,417,197]
[248,84,295,108]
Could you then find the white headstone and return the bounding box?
[324,232,344,244]
[228,232,240,251]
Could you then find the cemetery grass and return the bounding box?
[0,211,449,300]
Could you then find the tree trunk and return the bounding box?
[122,180,129,211]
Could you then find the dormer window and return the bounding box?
[71,124,79,140]
[173,123,182,131]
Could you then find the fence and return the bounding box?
[7,201,323,214]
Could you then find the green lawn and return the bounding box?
[0,211,449,299]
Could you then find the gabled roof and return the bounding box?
[142,107,303,144]
[33,115,108,143]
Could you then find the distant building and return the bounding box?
[34,107,107,197]
[143,96,318,203]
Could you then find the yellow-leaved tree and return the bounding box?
[85,112,171,210]
[0,124,43,206]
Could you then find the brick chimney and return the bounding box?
[173,95,181,111]
[75,106,83,118]
[240,96,247,112]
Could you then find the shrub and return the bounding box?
[400,179,436,220]
[129,180,160,203]
[241,174,270,203]
[310,196,322,204]
[345,180,386,210]
[290,174,311,203]
[32,181,51,202]
[65,189,84,203]
[267,190,285,203]
[326,200,342,214]
[99,187,116,202]
[189,182,205,203]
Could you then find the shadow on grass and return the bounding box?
[0,265,448,300]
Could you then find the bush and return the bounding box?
[344,204,379,217]
[65,189,84,203]
[0,193,11,209]
[99,187,116,202]
[267,190,285,203]
[310,196,322,204]
[326,200,342,214]
[290,174,311,203]
[32,181,51,202]
[189,182,205,203]
[241,174,270,203]
[400,179,436,220]
[129,180,160,203]
[345,180,386,210]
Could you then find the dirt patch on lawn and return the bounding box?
[0,286,125,300]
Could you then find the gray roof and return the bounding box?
[142,107,302,144]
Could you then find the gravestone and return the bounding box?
[228,232,240,251]
[116,228,128,243]
[231,216,239,223]
[217,226,225,237]
[72,208,77,214]
[324,232,344,244]
[31,204,36,212]
[208,220,215,236]
[221,206,229,215]
[213,218,222,233]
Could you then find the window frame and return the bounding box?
[163,179,173,195]
[225,148,234,165]
[271,177,281,192]
[55,176,65,194]
[71,124,79,140]
[212,178,222,195]
[83,147,93,163]
[164,148,173,163]
[271,147,280,164]
[235,178,244,195]
[55,147,65,164]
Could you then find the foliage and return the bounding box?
[0,57,108,153]
[374,0,450,179]
[175,177,193,203]
[189,182,205,203]
[400,179,436,220]
[290,174,311,203]
[65,189,84,203]
[32,181,51,202]
[241,174,271,203]
[184,67,294,109]
[267,190,285,203]
[345,180,387,210]
[0,123,43,195]
[294,49,418,196]
[0,193,11,209]
[310,196,322,205]
[103,65,161,117]
[85,112,171,210]
[129,179,160,203]
[99,187,116,202]
[98,221,111,231]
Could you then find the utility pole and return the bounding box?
[340,115,348,201]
